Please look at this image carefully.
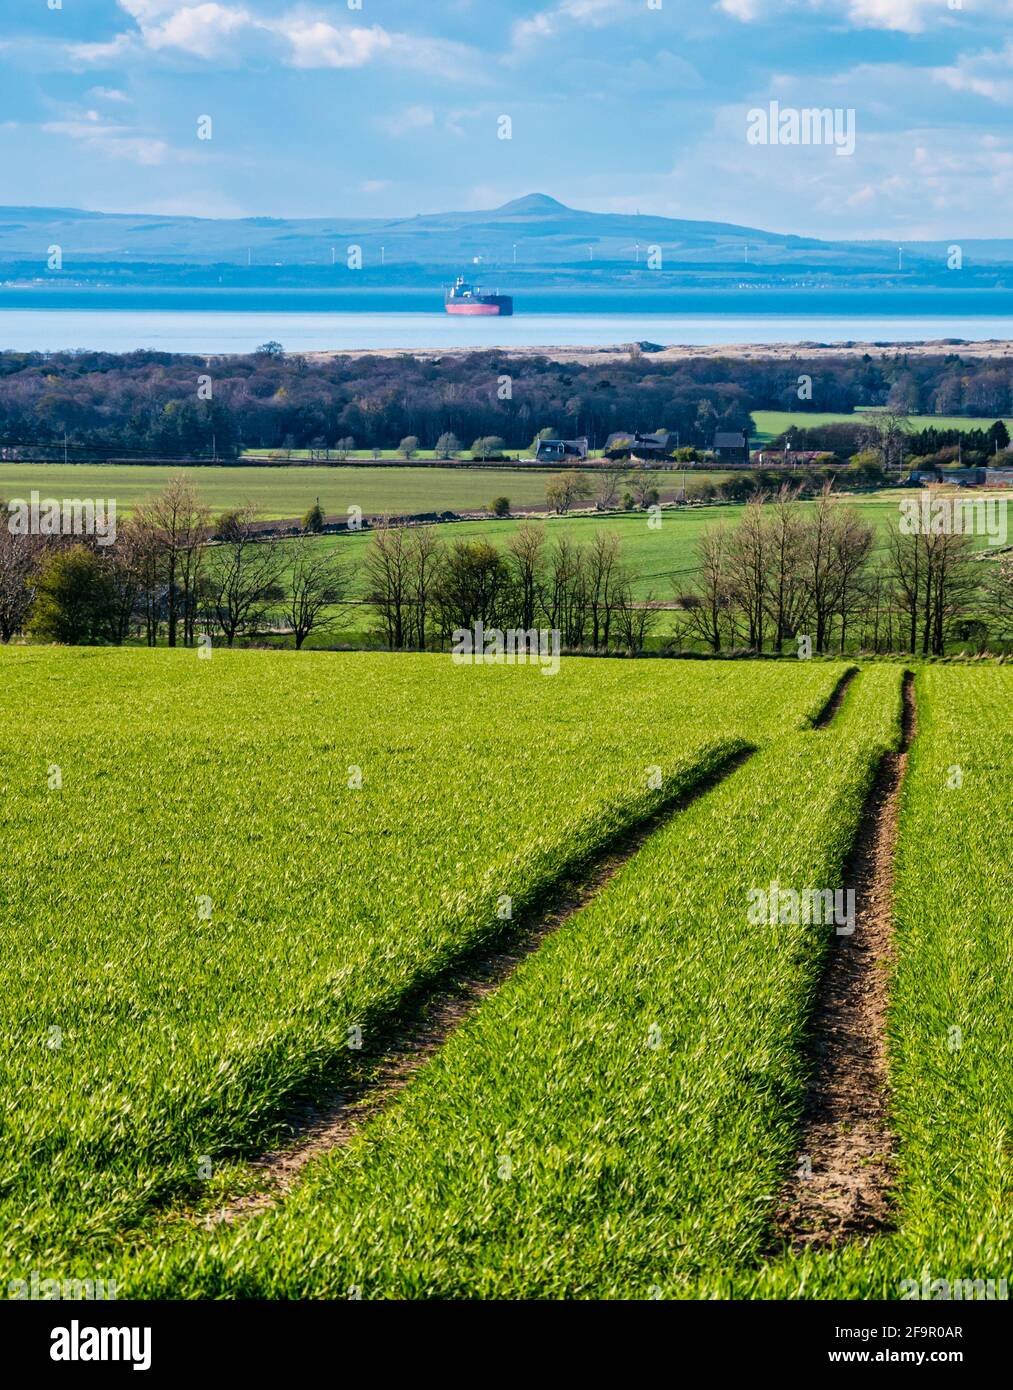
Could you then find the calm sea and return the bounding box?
[1,288,1012,353]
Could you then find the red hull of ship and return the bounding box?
[445,302,505,316]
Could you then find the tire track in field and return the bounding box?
[202,745,756,1227]
[772,669,916,1251]
[810,665,858,729]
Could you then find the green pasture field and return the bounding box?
[0,462,731,521]
[274,493,1008,635]
[752,409,1013,445]
[739,666,1013,1297]
[0,648,842,1272]
[115,665,900,1298]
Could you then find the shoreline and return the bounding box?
[301,338,1013,365]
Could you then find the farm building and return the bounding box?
[535,436,589,463]
[604,429,672,460]
[908,467,987,486]
[713,431,750,465]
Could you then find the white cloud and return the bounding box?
[272,20,393,69]
[716,0,1011,33]
[68,6,477,77]
[87,86,131,103]
[42,117,170,166]
[933,42,1013,103]
[145,4,252,57]
[379,105,436,137]
[67,33,139,66]
[513,0,630,46]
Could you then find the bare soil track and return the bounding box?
[206,746,755,1226]
[773,670,916,1250]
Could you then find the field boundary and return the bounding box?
[199,745,757,1227]
[772,669,916,1251]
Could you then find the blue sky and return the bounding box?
[1,0,1012,238]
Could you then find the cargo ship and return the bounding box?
[444,276,513,316]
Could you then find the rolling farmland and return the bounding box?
[0,648,839,1273]
[2,649,1010,1304]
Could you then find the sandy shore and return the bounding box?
[304,339,1013,366]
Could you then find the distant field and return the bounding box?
[311,492,1004,604]
[752,409,1013,444]
[0,463,730,520]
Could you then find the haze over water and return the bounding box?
[3,309,1013,355]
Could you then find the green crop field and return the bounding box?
[0,462,732,521]
[2,649,1010,1304]
[752,409,1013,445]
[0,648,840,1275]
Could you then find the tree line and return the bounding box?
[1,347,1011,460]
[676,486,1012,656]
[3,478,1011,656]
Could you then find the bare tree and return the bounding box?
[363,519,413,649]
[539,537,587,646]
[545,471,592,515]
[614,570,660,654]
[0,526,40,641]
[202,508,285,646]
[585,530,624,651]
[674,525,734,653]
[764,485,808,653]
[505,523,545,630]
[726,495,771,651]
[594,464,628,511]
[407,526,444,651]
[134,477,210,647]
[985,553,1013,649]
[285,539,350,650]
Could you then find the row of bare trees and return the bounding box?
[0,479,350,649]
[677,485,1008,656]
[363,520,659,654]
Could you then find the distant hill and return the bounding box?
[1,193,1011,291]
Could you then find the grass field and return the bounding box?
[0,648,840,1272]
[0,462,732,520]
[2,649,1010,1300]
[752,410,1013,444]
[116,666,901,1298]
[282,493,1007,638]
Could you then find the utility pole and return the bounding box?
[64,432,68,465]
